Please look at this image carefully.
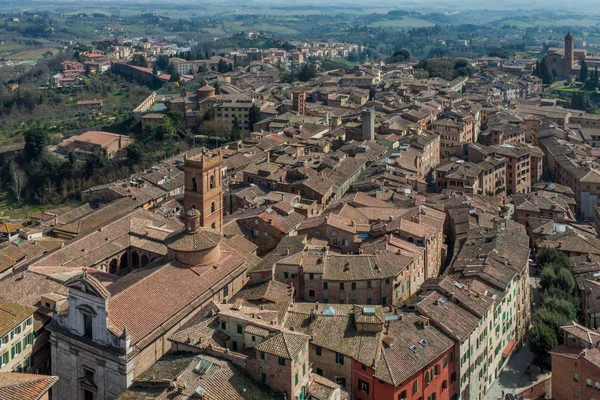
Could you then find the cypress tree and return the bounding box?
[540,59,553,85]
[594,66,599,90]
[580,59,589,83]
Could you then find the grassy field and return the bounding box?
[368,17,436,29]
[501,17,600,28]
[0,189,82,220]
[10,48,60,61]
[554,86,597,93]
[0,43,25,52]
[0,190,45,220]
[221,21,299,35]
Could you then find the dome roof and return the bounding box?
[165,227,222,252]
[185,208,201,218]
[196,83,215,92]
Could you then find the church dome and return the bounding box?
[196,82,216,100]
[185,208,201,218]
[165,227,221,252]
[165,227,222,266]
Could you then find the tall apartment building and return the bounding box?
[418,277,495,400]
[213,95,257,132]
[445,225,531,398]
[0,299,36,372]
[431,114,474,157]
[468,143,543,196]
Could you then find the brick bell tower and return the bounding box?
[565,31,575,74]
[182,150,223,233]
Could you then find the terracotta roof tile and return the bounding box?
[0,299,36,336]
[0,373,58,400]
[254,331,309,359]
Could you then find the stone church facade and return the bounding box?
[544,32,600,79]
[48,150,260,400]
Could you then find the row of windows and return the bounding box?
[323,279,393,291]
[319,297,384,305]
[0,317,33,345]
[0,333,34,368]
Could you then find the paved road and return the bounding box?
[485,343,549,399]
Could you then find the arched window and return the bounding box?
[132,251,140,268]
[211,201,216,213]
[211,223,216,229]
[407,236,414,244]
[192,178,198,192]
[330,230,338,246]
[210,175,215,189]
[109,259,118,274]
[313,229,321,237]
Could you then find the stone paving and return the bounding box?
[485,343,551,400]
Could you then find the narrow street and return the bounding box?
[485,344,550,399]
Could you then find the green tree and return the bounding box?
[131,54,148,68]
[536,247,570,268]
[539,58,553,85]
[533,307,571,341]
[389,49,411,63]
[541,296,577,320]
[580,59,589,83]
[571,92,586,110]
[248,104,262,130]
[298,63,317,82]
[594,66,599,90]
[23,127,49,161]
[488,48,509,59]
[166,110,184,126]
[167,63,180,82]
[528,324,559,358]
[126,143,144,165]
[229,117,243,142]
[539,264,557,290]
[156,55,170,70]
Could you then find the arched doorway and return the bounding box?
[109,259,118,274]
[141,254,150,267]
[132,251,140,268]
[120,253,128,271]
